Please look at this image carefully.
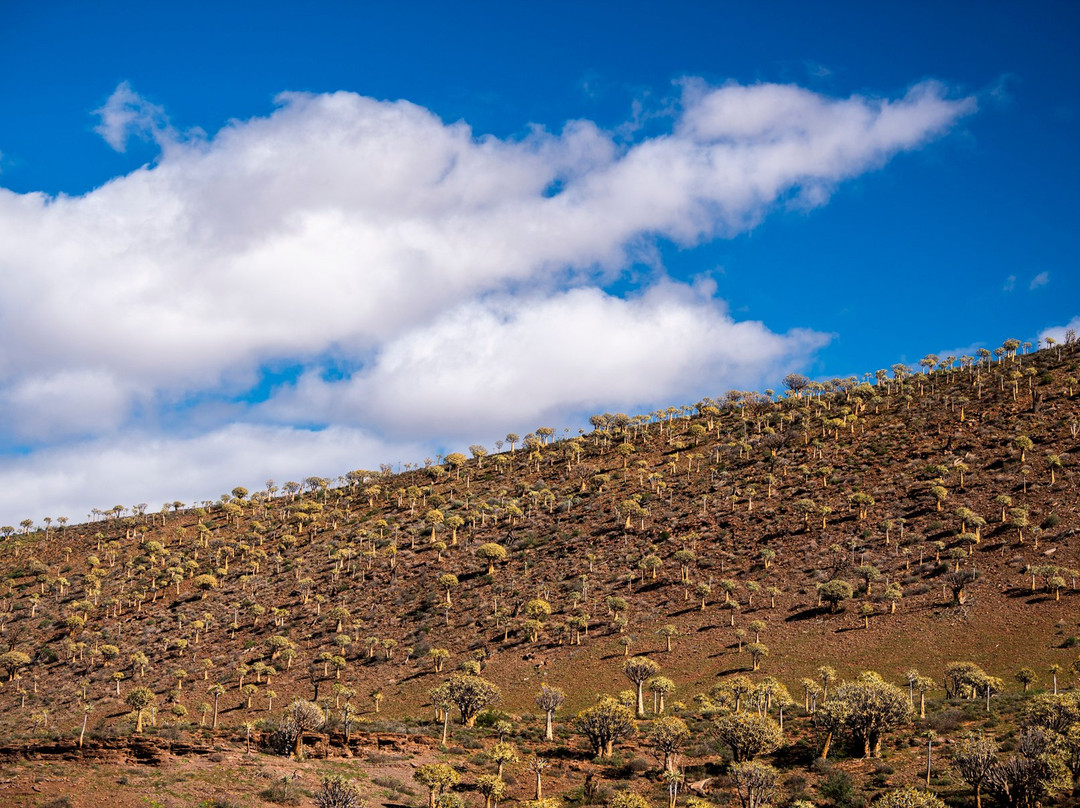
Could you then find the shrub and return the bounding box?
[628,756,651,773]
[476,709,514,727]
[820,771,860,808]
[316,775,364,808]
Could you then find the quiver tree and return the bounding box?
[425,509,444,541]
[623,656,661,717]
[444,515,464,545]
[476,774,506,808]
[837,671,914,758]
[911,675,936,719]
[712,712,783,762]
[952,733,999,808]
[1015,668,1038,693]
[1049,664,1062,695]
[192,574,218,598]
[0,650,30,681]
[818,666,838,700]
[608,792,649,808]
[855,565,881,595]
[445,673,500,727]
[574,695,636,758]
[657,624,680,652]
[203,682,224,729]
[746,642,769,671]
[78,704,93,748]
[986,728,1071,808]
[817,580,853,613]
[1024,691,1080,735]
[1010,508,1030,543]
[125,686,156,733]
[944,568,980,605]
[721,675,753,713]
[414,763,460,808]
[870,788,945,808]
[490,740,519,777]
[814,698,849,759]
[328,606,350,633]
[527,755,550,800]
[476,543,507,575]
[535,684,566,741]
[439,574,459,606]
[429,648,450,673]
[930,485,949,512]
[648,676,676,714]
[284,699,326,758]
[648,715,690,772]
[693,582,711,610]
[673,549,696,583]
[729,761,779,808]
[523,598,552,636]
[430,682,453,743]
[800,678,821,713]
[945,662,989,700]
[850,492,875,521]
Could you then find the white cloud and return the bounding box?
[1003,274,1017,292]
[0,369,134,442]
[257,282,830,440]
[0,424,426,525]
[0,79,975,522]
[93,81,177,153]
[1029,271,1049,290]
[1,82,972,392]
[1040,316,1080,346]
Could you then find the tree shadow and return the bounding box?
[717,665,751,676]
[784,607,829,622]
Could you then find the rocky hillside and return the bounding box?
[0,337,1078,746]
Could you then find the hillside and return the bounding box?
[0,337,1078,807]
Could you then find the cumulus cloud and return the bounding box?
[0,78,975,522]
[0,369,134,442]
[258,282,828,439]
[93,81,177,152]
[0,424,425,524]
[1029,271,1049,290]
[1040,316,1080,346]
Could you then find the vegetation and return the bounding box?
[0,333,1078,806]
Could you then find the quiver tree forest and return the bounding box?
[0,334,1079,806]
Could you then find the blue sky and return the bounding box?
[0,1,1077,523]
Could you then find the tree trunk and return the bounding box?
[820,731,833,760]
[545,711,553,741]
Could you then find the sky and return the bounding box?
[0,1,1077,525]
